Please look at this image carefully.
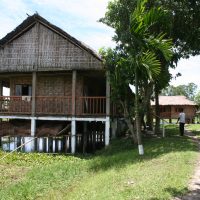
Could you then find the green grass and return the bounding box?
[186,124,200,137]
[0,126,199,200]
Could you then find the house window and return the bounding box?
[15,85,32,96]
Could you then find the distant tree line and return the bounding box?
[161,83,198,101]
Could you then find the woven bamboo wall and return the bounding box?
[0,25,37,72]
[0,23,103,72]
[37,75,83,97]
[9,73,83,97]
[37,76,65,96]
[37,25,102,71]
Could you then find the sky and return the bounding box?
[0,0,199,90]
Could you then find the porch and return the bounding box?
[0,96,106,116]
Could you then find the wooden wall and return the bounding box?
[170,105,196,121]
[9,73,83,97]
[159,105,196,122]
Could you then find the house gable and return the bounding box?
[0,14,103,72]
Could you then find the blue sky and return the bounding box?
[0,0,199,89]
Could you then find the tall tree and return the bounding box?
[101,0,200,134]
[194,91,200,107]
[100,0,173,154]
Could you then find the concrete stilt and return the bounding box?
[31,118,36,137]
[105,117,110,146]
[71,119,76,153]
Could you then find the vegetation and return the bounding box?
[161,83,198,101]
[0,125,199,200]
[194,91,200,107]
[99,0,200,147]
[100,0,173,149]
[186,124,200,138]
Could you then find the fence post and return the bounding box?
[162,119,165,138]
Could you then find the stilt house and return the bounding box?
[151,96,197,123]
[0,14,112,153]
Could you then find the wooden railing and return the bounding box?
[77,97,106,116]
[0,96,31,114]
[0,96,107,116]
[36,96,72,115]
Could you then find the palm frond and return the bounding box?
[147,33,173,61]
[138,51,161,80]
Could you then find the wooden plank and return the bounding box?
[0,81,2,96]
[106,72,110,116]
[72,71,77,116]
[32,72,36,116]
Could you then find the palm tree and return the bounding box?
[100,0,173,155]
[128,0,173,154]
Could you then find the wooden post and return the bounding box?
[83,121,87,154]
[72,70,77,115]
[32,72,36,116]
[105,72,110,146]
[0,80,2,96]
[169,106,172,123]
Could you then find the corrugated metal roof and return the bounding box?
[151,96,196,106]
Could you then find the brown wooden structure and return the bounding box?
[0,14,111,153]
[151,96,197,123]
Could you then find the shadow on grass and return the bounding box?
[192,130,200,136]
[87,129,198,172]
[165,186,188,199]
[164,187,200,200]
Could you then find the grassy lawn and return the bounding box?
[186,124,200,137]
[0,125,199,200]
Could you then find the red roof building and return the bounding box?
[151,96,197,123]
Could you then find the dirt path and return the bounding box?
[174,130,200,200]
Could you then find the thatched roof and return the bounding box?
[151,96,196,106]
[0,13,102,61]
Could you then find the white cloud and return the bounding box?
[31,0,110,33]
[79,31,116,51]
[1,0,25,12]
[0,0,32,38]
[32,0,109,20]
[170,55,200,89]
[0,0,114,50]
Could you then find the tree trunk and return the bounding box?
[154,85,160,134]
[124,118,137,143]
[144,82,153,131]
[146,99,153,131]
[122,101,137,143]
[135,67,144,155]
